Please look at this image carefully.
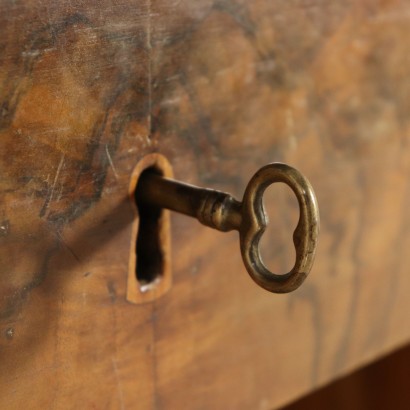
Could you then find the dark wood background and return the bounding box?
[1,0,410,408]
[284,343,410,410]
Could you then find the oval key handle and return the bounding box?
[137,162,320,294]
[239,163,319,293]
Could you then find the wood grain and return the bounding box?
[1,0,410,408]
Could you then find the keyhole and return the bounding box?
[135,167,164,289]
[127,154,173,304]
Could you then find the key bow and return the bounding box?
[240,163,319,293]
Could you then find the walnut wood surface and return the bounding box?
[1,1,410,408]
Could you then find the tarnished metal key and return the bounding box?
[136,162,319,294]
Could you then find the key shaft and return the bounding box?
[136,172,242,232]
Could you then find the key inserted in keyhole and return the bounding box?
[137,162,319,294]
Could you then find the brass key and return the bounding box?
[136,163,319,294]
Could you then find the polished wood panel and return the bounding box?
[1,0,410,408]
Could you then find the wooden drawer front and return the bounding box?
[1,1,410,408]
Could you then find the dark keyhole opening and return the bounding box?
[135,167,164,290]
